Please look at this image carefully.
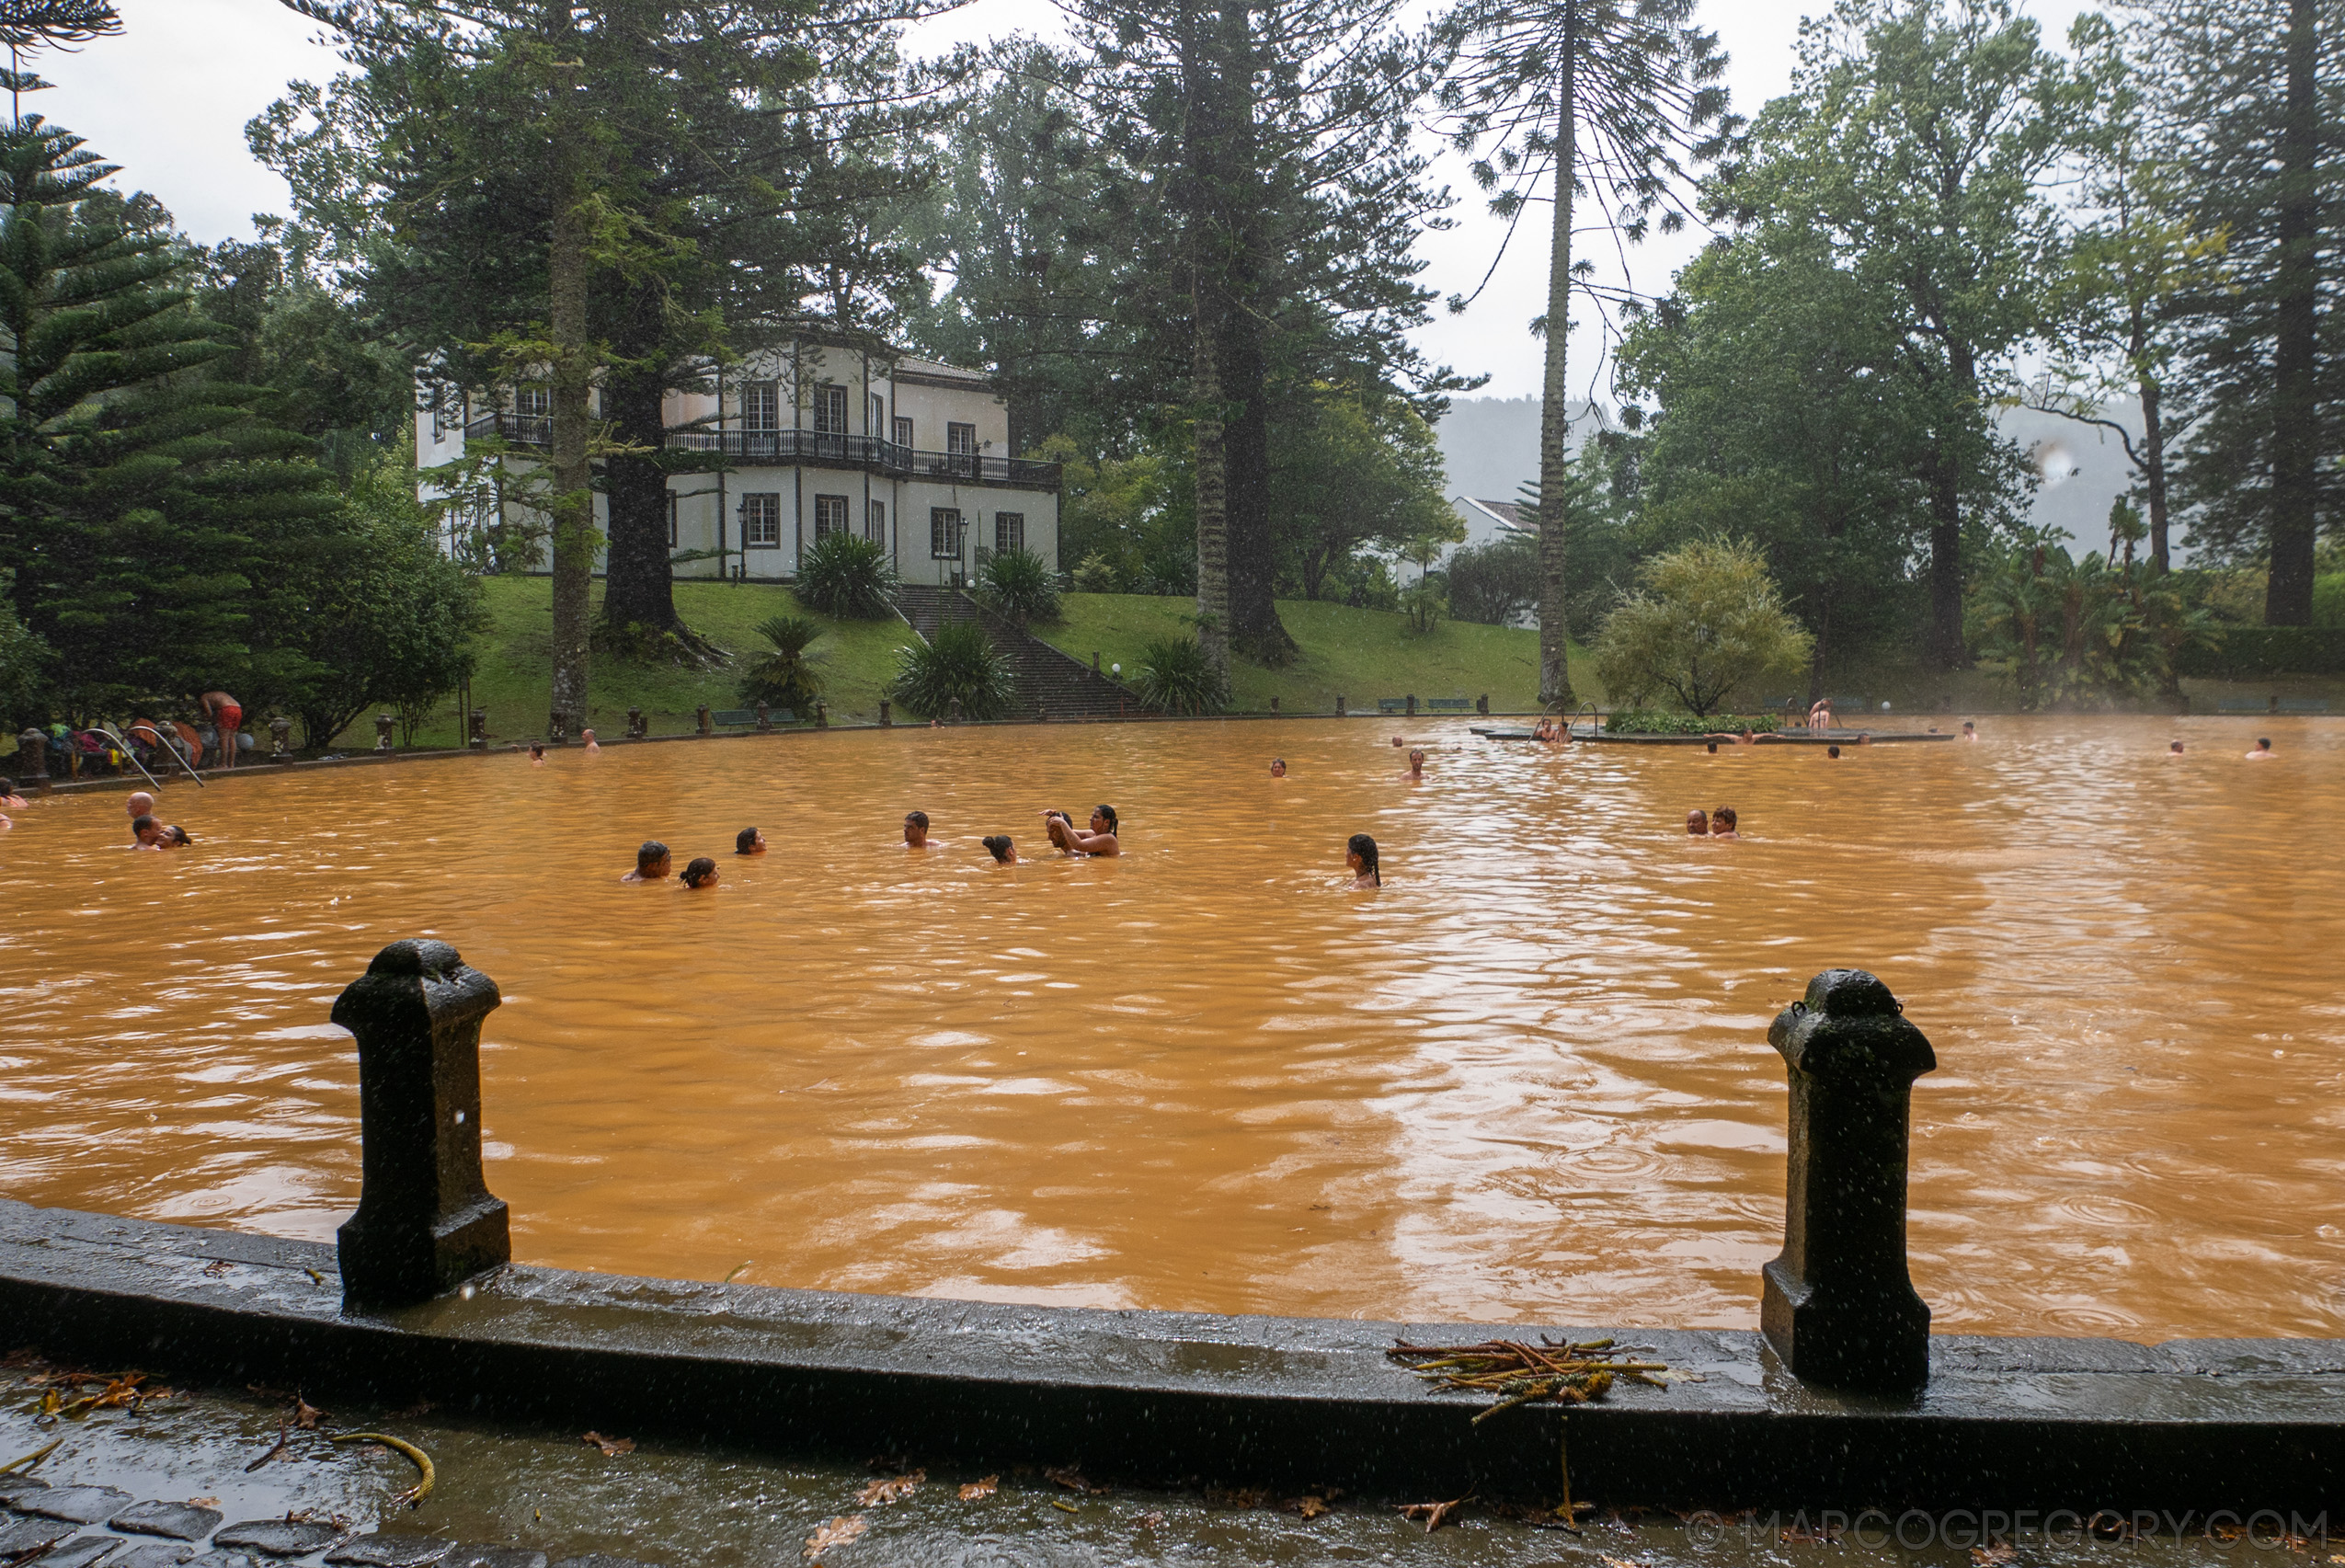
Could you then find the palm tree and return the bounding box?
[1433,0,1738,704]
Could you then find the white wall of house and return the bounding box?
[417,338,1060,584]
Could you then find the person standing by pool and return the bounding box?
[681,857,719,888]
[737,827,767,855]
[623,841,672,882]
[982,834,1020,864]
[2247,738,2274,760]
[1808,699,1833,733]
[1686,809,1710,836]
[198,691,242,769]
[1346,833,1380,888]
[1710,807,1740,841]
[1045,805,1120,855]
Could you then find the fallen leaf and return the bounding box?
[1285,1494,1329,1520]
[1051,1500,1079,1514]
[1044,1466,1106,1494]
[292,1399,324,1431]
[189,1497,218,1508]
[1205,1486,1272,1510]
[855,1471,922,1506]
[581,1431,635,1457]
[1400,1494,1470,1534]
[803,1515,866,1561]
[957,1476,999,1502]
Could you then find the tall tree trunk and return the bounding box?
[1535,4,1579,708]
[2264,0,2319,625]
[601,275,694,645]
[1183,2,1231,683]
[1193,316,1232,681]
[1922,440,1964,668]
[546,188,594,732]
[2140,372,2169,575]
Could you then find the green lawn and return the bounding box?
[374,578,921,749]
[1039,593,1596,714]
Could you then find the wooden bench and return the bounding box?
[2276,696,2330,714]
[710,707,795,727]
[1377,698,1407,714]
[2215,697,2267,713]
[1426,697,1472,713]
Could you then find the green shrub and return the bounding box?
[1132,635,1228,715]
[1605,710,1781,736]
[978,546,1062,624]
[2172,624,2345,678]
[887,619,1016,719]
[1070,552,1120,594]
[795,532,898,620]
[737,615,825,712]
[1593,538,1813,715]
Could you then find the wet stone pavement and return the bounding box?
[0,1356,2327,1567]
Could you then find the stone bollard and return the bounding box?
[755,702,772,733]
[468,708,487,750]
[1092,651,1102,674]
[879,700,892,727]
[1270,696,1280,715]
[950,697,963,724]
[1405,693,1417,717]
[816,700,829,728]
[1762,968,1936,1395]
[17,727,46,785]
[374,714,395,752]
[332,940,511,1311]
[625,706,646,740]
[696,704,713,737]
[1477,694,1490,715]
[270,715,293,761]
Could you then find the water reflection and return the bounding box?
[1,716,2338,1339]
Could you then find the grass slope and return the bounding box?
[1041,593,1596,714]
[374,578,920,749]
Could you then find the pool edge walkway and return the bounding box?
[2,1200,2339,1514]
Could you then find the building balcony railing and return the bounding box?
[462,413,1060,489]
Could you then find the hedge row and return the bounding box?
[1605,710,1783,735]
[2173,627,2345,680]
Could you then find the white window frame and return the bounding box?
[814,383,848,435]
[930,507,963,560]
[868,392,886,434]
[995,511,1025,555]
[741,381,781,433]
[813,493,850,540]
[516,383,550,418]
[743,492,782,548]
[865,498,887,544]
[892,415,914,449]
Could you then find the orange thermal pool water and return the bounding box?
[1,715,2339,1340]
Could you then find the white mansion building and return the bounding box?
[416,335,1061,587]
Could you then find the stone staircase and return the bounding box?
[892,584,1138,721]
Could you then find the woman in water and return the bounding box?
[0,779,25,809]
[737,827,766,854]
[1709,807,1739,841]
[982,834,1020,864]
[681,857,719,888]
[528,742,545,766]
[1044,805,1120,856]
[1346,832,1381,888]
[1269,758,1287,777]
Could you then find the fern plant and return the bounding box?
[887,620,1016,719]
[977,546,1062,625]
[736,615,825,713]
[795,532,898,620]
[1133,635,1227,715]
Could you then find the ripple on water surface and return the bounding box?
[1,715,2339,1339]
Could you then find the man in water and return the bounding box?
[2247,738,2273,760]
[2169,740,2185,755]
[127,790,154,820]
[1710,807,1740,841]
[1044,805,1120,856]
[623,841,671,882]
[904,810,943,848]
[1686,809,1709,836]
[737,827,767,855]
[1404,749,1426,781]
[130,814,165,850]
[581,728,601,753]
[198,691,242,769]
[1826,745,1842,759]
[1962,721,1978,742]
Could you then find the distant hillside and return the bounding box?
[1434,395,2150,557]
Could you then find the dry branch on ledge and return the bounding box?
[1386,1337,1667,1422]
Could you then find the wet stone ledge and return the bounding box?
[2,1198,2340,1516]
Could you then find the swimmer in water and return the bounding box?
[2247,737,2273,760]
[623,840,672,882]
[982,834,1019,864]
[1710,806,1739,841]
[681,856,718,888]
[1856,732,1874,747]
[0,779,25,809]
[127,790,154,820]
[131,814,165,850]
[736,827,766,855]
[528,743,545,766]
[1687,809,1710,836]
[1826,745,1842,759]
[1346,832,1381,888]
[904,810,944,848]
[1961,721,1977,742]
[1704,727,1779,748]
[582,728,601,752]
[1391,736,1405,747]
[2168,740,2185,755]
[1404,749,1425,781]
[1270,758,1287,777]
[1044,804,1120,856]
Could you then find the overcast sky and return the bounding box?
[35,0,2092,403]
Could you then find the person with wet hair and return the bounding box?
[623,841,671,882]
[528,743,545,766]
[1686,809,1710,836]
[2247,737,2274,760]
[1709,807,1739,841]
[1269,758,1287,777]
[737,827,767,855]
[2168,740,2185,755]
[1826,745,1842,760]
[1346,832,1381,888]
[681,857,719,889]
[1404,749,1425,781]
[0,778,24,809]
[982,835,1019,864]
[1961,721,1977,742]
[1044,804,1120,856]
[160,825,193,847]
[130,814,164,850]
[903,810,939,848]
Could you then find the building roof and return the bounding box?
[1454,496,1534,534]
